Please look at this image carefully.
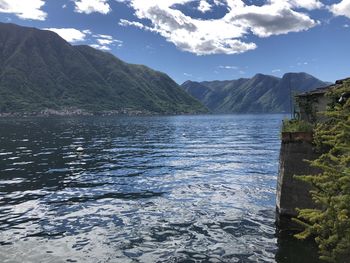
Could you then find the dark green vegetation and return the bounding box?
[0,23,207,115]
[282,119,314,133]
[295,79,350,262]
[182,73,329,113]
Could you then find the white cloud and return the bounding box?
[119,0,320,55]
[95,34,113,39]
[330,0,350,18]
[97,39,113,45]
[0,0,47,20]
[198,1,212,13]
[44,28,123,50]
[44,28,87,42]
[213,0,226,6]
[83,29,92,34]
[95,34,123,49]
[45,28,123,51]
[227,2,319,38]
[74,0,111,14]
[219,65,238,70]
[119,19,152,30]
[297,61,309,66]
[283,0,323,10]
[272,69,281,73]
[90,44,111,50]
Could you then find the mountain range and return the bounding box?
[0,22,332,116]
[181,73,330,113]
[0,22,207,115]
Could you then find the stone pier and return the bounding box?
[276,132,321,229]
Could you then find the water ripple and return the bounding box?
[0,115,321,262]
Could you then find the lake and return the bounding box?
[0,115,321,262]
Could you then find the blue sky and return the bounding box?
[0,0,350,84]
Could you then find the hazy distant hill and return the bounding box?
[0,23,207,115]
[181,73,329,113]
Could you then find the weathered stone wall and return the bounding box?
[297,95,330,123]
[276,134,321,228]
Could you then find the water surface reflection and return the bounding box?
[0,115,321,262]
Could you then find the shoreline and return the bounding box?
[0,109,292,118]
[0,108,182,118]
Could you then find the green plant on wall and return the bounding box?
[296,95,319,123]
[294,80,350,262]
[282,119,314,133]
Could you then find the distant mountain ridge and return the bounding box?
[181,73,330,113]
[0,22,207,115]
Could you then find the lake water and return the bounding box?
[0,115,321,263]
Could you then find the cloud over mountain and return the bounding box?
[44,28,87,42]
[118,0,322,55]
[44,27,122,50]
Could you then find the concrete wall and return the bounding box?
[276,134,321,229]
